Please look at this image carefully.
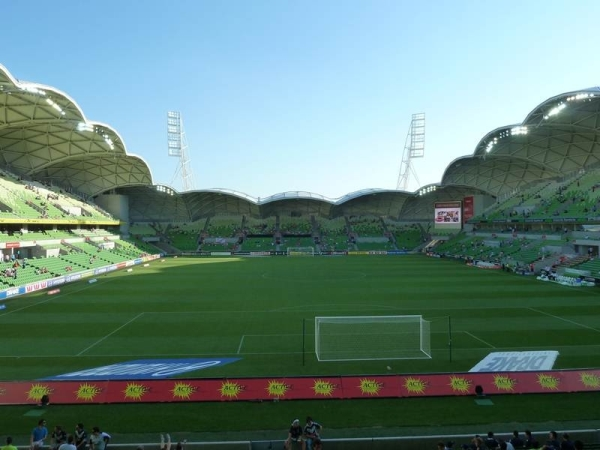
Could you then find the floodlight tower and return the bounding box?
[167,111,196,191]
[396,113,425,191]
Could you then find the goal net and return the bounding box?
[314,315,431,361]
[287,246,315,256]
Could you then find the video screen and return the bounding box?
[434,201,462,229]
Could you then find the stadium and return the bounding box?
[1,63,600,449]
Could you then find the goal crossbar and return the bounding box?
[287,246,315,256]
[314,315,431,362]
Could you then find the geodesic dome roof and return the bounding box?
[441,87,600,196]
[4,62,600,221]
[0,64,153,197]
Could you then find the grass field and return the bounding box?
[1,255,600,442]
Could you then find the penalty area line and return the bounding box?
[77,312,145,356]
[463,330,496,349]
[237,335,245,354]
[528,307,600,333]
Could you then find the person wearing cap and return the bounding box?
[284,419,303,450]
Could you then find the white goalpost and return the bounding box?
[287,246,315,256]
[314,315,431,361]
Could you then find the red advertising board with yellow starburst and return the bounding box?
[1,370,599,405]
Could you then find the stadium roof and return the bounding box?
[442,87,600,196]
[0,64,152,197]
[2,63,600,219]
[120,185,489,221]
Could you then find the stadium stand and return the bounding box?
[4,63,600,447]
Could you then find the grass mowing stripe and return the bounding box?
[1,255,600,439]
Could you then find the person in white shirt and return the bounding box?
[58,435,77,450]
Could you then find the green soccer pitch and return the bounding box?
[1,255,600,441]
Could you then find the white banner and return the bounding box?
[469,351,559,372]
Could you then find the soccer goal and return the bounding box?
[287,246,315,256]
[314,315,431,361]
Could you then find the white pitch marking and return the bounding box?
[463,331,496,349]
[77,312,145,356]
[0,278,113,318]
[528,307,600,333]
[237,335,246,354]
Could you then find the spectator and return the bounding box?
[89,428,106,450]
[509,431,524,449]
[74,424,87,450]
[30,419,49,450]
[58,436,76,450]
[51,426,67,450]
[484,432,498,449]
[101,431,111,450]
[499,439,515,450]
[284,419,303,450]
[524,430,539,449]
[542,431,560,450]
[304,416,322,450]
[159,434,185,450]
[2,437,18,450]
[560,433,575,450]
[462,435,484,449]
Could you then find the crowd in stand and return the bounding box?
[3,418,596,450]
[4,419,194,450]
[437,429,584,450]
[22,420,112,450]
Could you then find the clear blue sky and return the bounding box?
[3,0,599,198]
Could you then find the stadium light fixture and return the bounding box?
[102,134,115,150]
[510,126,528,136]
[485,137,498,153]
[418,185,437,196]
[45,97,65,116]
[543,102,566,120]
[485,125,527,154]
[567,93,595,102]
[77,122,94,133]
[21,84,46,96]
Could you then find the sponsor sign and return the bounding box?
[42,358,241,380]
[25,281,48,294]
[0,368,597,405]
[6,287,24,297]
[47,277,66,288]
[463,196,474,223]
[469,351,559,372]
